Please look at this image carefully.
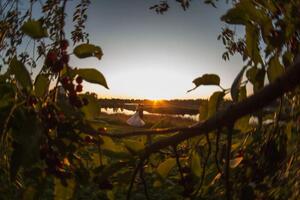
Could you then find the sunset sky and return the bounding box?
[47,1,245,99]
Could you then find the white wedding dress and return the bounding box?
[127,112,145,127]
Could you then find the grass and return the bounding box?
[92,112,196,134]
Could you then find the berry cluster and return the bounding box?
[26,95,37,107]
[41,104,59,130]
[60,75,88,108]
[45,40,70,74]
[40,144,71,179]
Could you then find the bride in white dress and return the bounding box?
[127,104,145,127]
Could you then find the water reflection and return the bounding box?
[100,107,199,121]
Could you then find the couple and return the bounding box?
[127,104,145,127]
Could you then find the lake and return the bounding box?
[100,107,199,121]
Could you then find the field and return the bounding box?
[93,112,196,134]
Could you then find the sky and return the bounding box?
[41,0,245,99]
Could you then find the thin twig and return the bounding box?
[173,145,186,190]
[193,133,211,197]
[215,129,222,174]
[97,135,103,166]
[225,125,233,200]
[140,166,150,200]
[127,158,145,200]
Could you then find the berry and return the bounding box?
[28,96,37,106]
[52,60,64,73]
[74,99,83,108]
[61,54,69,64]
[61,77,69,86]
[76,76,83,84]
[98,127,107,133]
[84,135,94,143]
[76,84,83,92]
[65,83,75,92]
[46,51,57,66]
[58,112,65,120]
[60,39,69,50]
[98,179,113,190]
[68,94,78,105]
[82,97,89,106]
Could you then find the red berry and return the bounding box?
[76,76,83,84]
[46,51,57,65]
[82,97,89,106]
[76,84,83,92]
[61,54,69,64]
[84,136,94,143]
[52,60,64,73]
[66,83,75,92]
[61,77,69,86]
[98,127,107,133]
[68,94,77,105]
[74,99,83,108]
[28,96,37,106]
[60,40,69,50]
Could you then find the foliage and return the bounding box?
[0,0,300,200]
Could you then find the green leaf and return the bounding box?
[267,56,284,82]
[282,51,293,67]
[234,115,251,133]
[80,94,100,120]
[246,67,258,84]
[9,57,32,89]
[246,67,265,93]
[34,74,50,98]
[221,0,269,26]
[208,91,224,118]
[245,23,262,66]
[73,44,103,59]
[157,158,176,179]
[191,152,202,177]
[221,1,250,25]
[99,161,129,181]
[188,74,220,92]
[100,136,130,159]
[10,108,42,180]
[123,139,144,154]
[199,101,208,121]
[75,68,109,89]
[238,86,247,101]
[21,20,48,39]
[231,66,247,102]
[54,178,75,200]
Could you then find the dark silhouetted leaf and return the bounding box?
[73,44,103,59]
[157,158,176,179]
[34,74,49,98]
[267,56,284,82]
[188,74,220,92]
[245,24,262,66]
[231,66,247,102]
[9,57,32,89]
[208,91,224,117]
[191,152,202,177]
[21,20,48,39]
[75,68,108,89]
[199,101,208,121]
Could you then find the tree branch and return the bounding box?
[81,56,300,161]
[139,56,300,158]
